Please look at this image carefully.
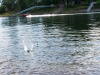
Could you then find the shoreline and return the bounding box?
[0,8,100,17]
[29,8,100,15]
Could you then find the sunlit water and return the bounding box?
[0,14,100,75]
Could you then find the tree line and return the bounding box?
[0,0,98,14]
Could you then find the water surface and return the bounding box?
[0,14,100,75]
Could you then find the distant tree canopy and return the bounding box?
[0,0,99,13]
[97,0,100,3]
[2,0,17,11]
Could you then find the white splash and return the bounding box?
[22,40,33,53]
[26,12,100,18]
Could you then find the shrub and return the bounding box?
[0,5,6,14]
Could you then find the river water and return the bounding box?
[0,14,100,75]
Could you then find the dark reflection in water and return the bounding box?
[42,15,90,30]
[0,14,100,75]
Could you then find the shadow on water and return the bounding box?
[2,13,100,28]
[40,15,92,43]
[88,13,100,27]
[2,17,19,26]
[42,15,90,30]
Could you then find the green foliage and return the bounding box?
[39,0,62,5]
[0,5,6,14]
[17,0,37,10]
[0,0,99,14]
[41,0,51,5]
[94,3,100,8]
[97,0,100,3]
[17,0,28,10]
[50,0,61,5]
[2,0,16,11]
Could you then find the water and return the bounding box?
[0,14,100,75]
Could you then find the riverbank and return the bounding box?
[0,7,100,17]
[25,6,100,15]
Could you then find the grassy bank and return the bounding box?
[0,11,15,17]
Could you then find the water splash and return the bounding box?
[22,40,33,53]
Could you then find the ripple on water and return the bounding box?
[1,14,100,74]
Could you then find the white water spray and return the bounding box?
[22,40,33,53]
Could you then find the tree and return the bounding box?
[17,0,28,10]
[2,0,17,11]
[40,0,51,5]
[0,5,6,13]
[97,0,100,3]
